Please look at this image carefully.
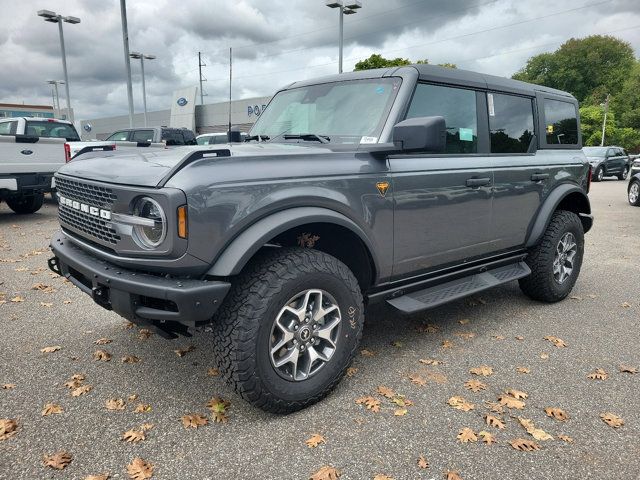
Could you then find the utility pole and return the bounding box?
[228,47,232,133]
[119,0,135,128]
[198,52,207,106]
[600,94,610,147]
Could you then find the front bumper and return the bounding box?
[49,230,230,329]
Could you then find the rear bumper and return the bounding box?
[0,173,54,194]
[49,230,230,327]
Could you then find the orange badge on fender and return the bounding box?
[376,181,389,197]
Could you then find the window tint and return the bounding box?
[0,121,17,135]
[406,83,477,154]
[131,130,154,143]
[544,99,578,145]
[107,131,130,141]
[488,93,535,153]
[25,121,79,140]
[196,136,210,145]
[162,130,185,145]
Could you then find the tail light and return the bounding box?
[586,165,592,193]
[64,143,71,162]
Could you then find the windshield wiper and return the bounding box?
[282,133,330,144]
[245,135,269,142]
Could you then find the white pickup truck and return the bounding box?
[0,117,80,214]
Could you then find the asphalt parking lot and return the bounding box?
[1,179,638,480]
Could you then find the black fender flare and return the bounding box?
[206,207,380,278]
[525,184,592,248]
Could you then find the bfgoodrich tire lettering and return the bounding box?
[519,210,584,302]
[212,247,364,414]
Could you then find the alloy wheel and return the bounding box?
[553,232,577,284]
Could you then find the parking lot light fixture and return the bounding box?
[325,0,363,74]
[129,52,156,127]
[37,10,79,122]
[46,80,65,114]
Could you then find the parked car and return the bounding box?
[68,127,197,161]
[49,65,592,413]
[628,169,640,206]
[0,117,79,214]
[196,132,248,145]
[583,146,630,181]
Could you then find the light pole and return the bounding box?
[325,1,362,73]
[46,80,64,114]
[129,52,155,127]
[119,0,135,128]
[37,10,80,122]
[600,94,610,147]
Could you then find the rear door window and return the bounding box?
[543,99,578,145]
[0,121,17,135]
[488,93,535,153]
[162,130,186,145]
[405,83,477,154]
[25,121,80,140]
[106,131,130,141]
[131,130,154,143]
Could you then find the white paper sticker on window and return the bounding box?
[360,136,378,144]
[488,93,495,116]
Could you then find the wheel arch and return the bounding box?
[206,207,379,288]
[525,184,592,248]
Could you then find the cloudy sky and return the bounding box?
[1,0,639,121]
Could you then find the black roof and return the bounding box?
[287,64,575,100]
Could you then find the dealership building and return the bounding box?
[79,86,271,140]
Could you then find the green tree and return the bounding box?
[613,61,640,130]
[513,35,635,104]
[353,54,456,71]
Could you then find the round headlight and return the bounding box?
[132,197,166,249]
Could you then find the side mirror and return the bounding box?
[227,127,242,143]
[393,116,446,153]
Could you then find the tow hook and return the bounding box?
[92,286,111,309]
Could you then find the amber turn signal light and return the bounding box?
[177,205,188,239]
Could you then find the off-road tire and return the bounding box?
[212,247,364,414]
[618,166,629,180]
[593,166,604,182]
[519,210,584,303]
[6,193,44,214]
[628,179,640,206]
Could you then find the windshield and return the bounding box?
[583,146,608,157]
[250,77,402,144]
[25,120,79,141]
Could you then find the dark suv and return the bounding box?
[49,65,592,413]
[105,127,197,145]
[583,146,630,181]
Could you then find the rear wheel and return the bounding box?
[619,166,629,180]
[6,193,44,214]
[212,247,364,413]
[629,180,640,206]
[594,166,604,182]
[519,210,584,302]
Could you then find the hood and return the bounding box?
[586,156,603,163]
[56,143,331,188]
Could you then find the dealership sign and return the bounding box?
[177,97,188,106]
[248,104,268,117]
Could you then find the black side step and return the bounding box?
[387,261,531,314]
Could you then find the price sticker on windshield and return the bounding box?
[360,136,378,144]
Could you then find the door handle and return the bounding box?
[531,173,549,181]
[466,177,491,187]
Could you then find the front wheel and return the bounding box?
[619,166,629,180]
[6,193,44,214]
[212,247,364,413]
[519,210,584,303]
[593,166,604,182]
[629,180,640,206]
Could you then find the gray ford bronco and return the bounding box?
[49,65,593,413]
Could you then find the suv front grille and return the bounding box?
[56,176,117,208]
[56,177,120,246]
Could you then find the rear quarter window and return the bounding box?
[543,99,578,145]
[25,121,79,140]
[0,121,17,135]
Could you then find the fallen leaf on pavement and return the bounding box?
[619,365,638,374]
[0,418,18,440]
[122,429,146,443]
[587,368,608,380]
[621,302,632,308]
[43,451,72,470]
[41,346,61,353]
[356,396,381,413]
[360,349,375,357]
[2,384,16,390]
[445,470,464,480]
[485,415,505,429]
[310,466,340,480]
[377,385,395,398]
[134,404,152,413]
[498,394,525,410]
[540,353,549,359]
[40,302,54,308]
[425,370,447,384]
[93,349,112,362]
[448,396,474,412]
[518,417,553,441]
[127,457,153,480]
[10,296,25,303]
[516,367,530,374]
[394,408,408,416]
[457,428,477,443]
[458,319,470,325]
[600,413,624,428]
[174,345,195,357]
[469,366,493,377]
[505,389,528,400]
[485,402,504,414]
[305,434,326,448]
[94,338,112,345]
[544,407,568,421]
[122,355,140,364]
[544,336,567,348]
[510,438,540,451]
[408,374,427,387]
[42,403,63,416]
[417,455,429,469]
[138,329,152,340]
[207,367,220,377]
[206,397,230,423]
[181,413,208,429]
[71,385,92,397]
[346,367,358,377]
[106,398,126,411]
[84,475,110,480]
[373,475,394,480]
[464,379,486,392]
[479,431,496,444]
[419,358,442,366]
[557,434,574,443]
[441,340,454,349]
